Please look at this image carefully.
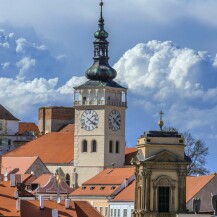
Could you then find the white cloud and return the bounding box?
[114,40,217,133]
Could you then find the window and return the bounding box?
[123,209,128,217]
[115,141,119,153]
[105,207,108,216]
[66,174,70,186]
[99,207,103,214]
[0,122,2,131]
[92,140,97,152]
[109,140,113,153]
[7,139,11,151]
[111,209,113,217]
[82,140,87,152]
[114,209,116,217]
[158,187,170,212]
[131,209,134,217]
[117,209,120,217]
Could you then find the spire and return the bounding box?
[85,0,117,82]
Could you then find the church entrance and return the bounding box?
[158,187,170,212]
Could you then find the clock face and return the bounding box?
[109,109,121,131]
[81,109,99,131]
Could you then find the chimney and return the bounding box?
[16,199,20,212]
[10,174,16,187]
[124,178,128,188]
[65,198,70,209]
[4,170,8,181]
[14,190,18,199]
[52,209,58,217]
[39,195,44,210]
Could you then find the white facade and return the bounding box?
[109,202,134,217]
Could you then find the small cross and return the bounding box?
[158,110,164,130]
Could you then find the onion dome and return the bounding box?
[85,0,117,82]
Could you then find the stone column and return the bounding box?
[153,186,157,212]
[178,172,186,212]
[171,186,175,212]
[145,174,151,211]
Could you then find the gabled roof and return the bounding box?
[19,122,40,136]
[20,200,103,217]
[111,180,135,202]
[37,176,73,194]
[0,104,19,121]
[83,167,135,185]
[1,156,39,175]
[3,132,74,164]
[186,174,216,202]
[31,174,52,186]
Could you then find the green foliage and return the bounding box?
[164,127,209,175]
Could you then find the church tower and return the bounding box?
[73,0,127,186]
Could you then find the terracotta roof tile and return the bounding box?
[83,168,135,185]
[125,147,137,165]
[20,200,102,217]
[0,181,20,216]
[1,156,38,175]
[72,185,119,196]
[4,132,74,164]
[186,174,215,202]
[112,180,135,202]
[59,124,74,133]
[0,104,19,121]
[18,122,40,136]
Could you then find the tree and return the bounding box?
[164,127,209,175]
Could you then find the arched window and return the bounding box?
[82,140,87,152]
[116,141,119,153]
[92,140,97,152]
[66,173,70,186]
[109,140,113,153]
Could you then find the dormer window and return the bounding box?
[111,186,116,190]
[100,187,105,190]
[90,187,95,190]
[82,186,86,190]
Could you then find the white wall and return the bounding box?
[109,202,134,217]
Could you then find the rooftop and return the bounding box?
[3,132,74,164]
[186,174,216,202]
[0,104,19,121]
[18,122,40,136]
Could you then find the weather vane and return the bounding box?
[158,110,164,131]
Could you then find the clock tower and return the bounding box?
[73,0,127,185]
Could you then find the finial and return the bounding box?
[158,110,164,131]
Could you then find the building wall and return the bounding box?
[109,202,134,217]
[0,119,19,135]
[38,107,75,133]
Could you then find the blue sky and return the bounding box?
[0,0,217,172]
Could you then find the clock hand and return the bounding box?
[87,117,97,126]
[112,118,120,126]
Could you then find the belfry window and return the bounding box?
[115,141,119,153]
[82,140,88,152]
[109,140,113,153]
[92,140,97,152]
[158,187,170,212]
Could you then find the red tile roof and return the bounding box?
[19,122,40,136]
[20,200,102,217]
[59,124,74,133]
[186,174,215,202]
[83,167,135,185]
[31,174,52,186]
[125,147,137,165]
[112,180,135,202]
[72,185,119,196]
[4,132,74,164]
[0,181,20,216]
[0,104,19,121]
[1,156,38,175]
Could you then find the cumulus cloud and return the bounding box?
[114,40,217,134]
